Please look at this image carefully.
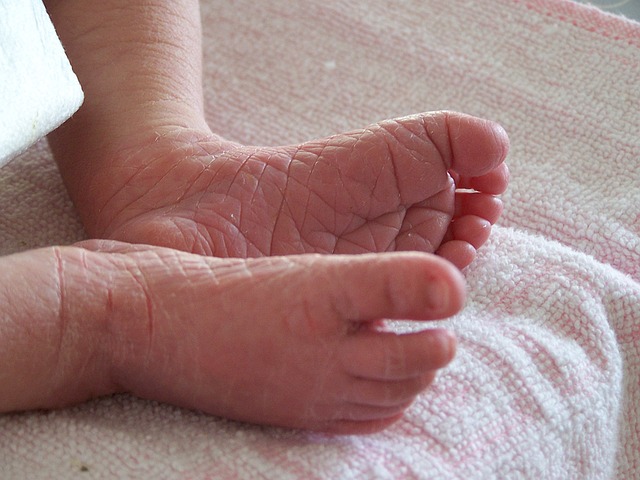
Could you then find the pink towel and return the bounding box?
[1,0,639,478]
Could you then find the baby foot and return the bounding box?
[92,111,508,269]
[79,241,464,434]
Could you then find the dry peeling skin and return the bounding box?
[0,110,509,434]
[97,112,509,272]
[6,1,510,434]
[0,240,462,433]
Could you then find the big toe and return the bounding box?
[424,111,510,177]
[292,111,509,213]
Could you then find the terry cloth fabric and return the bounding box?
[0,0,83,167]
[1,0,639,478]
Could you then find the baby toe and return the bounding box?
[454,193,504,225]
[435,240,477,270]
[450,215,492,249]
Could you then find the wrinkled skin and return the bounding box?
[87,112,509,270]
[30,111,508,433]
[9,1,511,434]
[1,242,465,434]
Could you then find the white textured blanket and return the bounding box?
[1,0,639,478]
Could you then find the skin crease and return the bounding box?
[0,0,509,434]
[0,243,465,434]
[88,113,509,264]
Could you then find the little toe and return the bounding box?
[434,215,492,269]
[436,240,477,269]
[450,215,492,249]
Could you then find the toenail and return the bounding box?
[427,279,450,312]
[442,330,457,360]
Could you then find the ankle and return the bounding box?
[51,246,123,402]
[0,246,119,411]
[55,125,234,239]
